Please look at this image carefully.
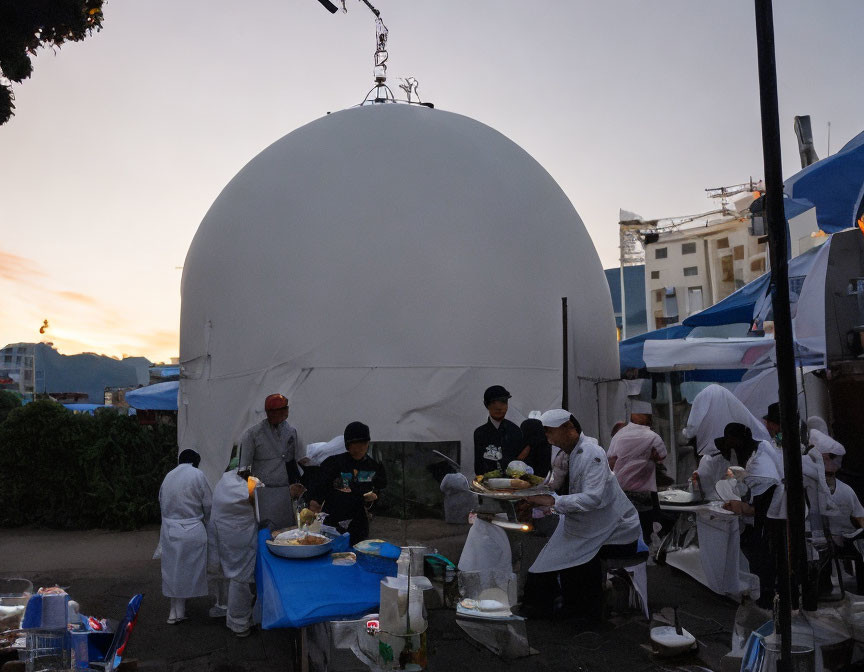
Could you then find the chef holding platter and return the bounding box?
[519,409,641,622]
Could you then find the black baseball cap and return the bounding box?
[483,385,511,407]
[344,421,371,446]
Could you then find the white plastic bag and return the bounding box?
[440,473,477,524]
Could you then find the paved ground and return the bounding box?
[0,519,738,671]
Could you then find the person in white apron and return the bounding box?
[159,449,212,624]
[520,409,640,622]
[238,393,301,487]
[208,466,260,637]
[686,385,771,500]
[716,423,782,609]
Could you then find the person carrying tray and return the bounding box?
[519,409,640,622]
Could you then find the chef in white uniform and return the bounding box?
[808,430,864,542]
[159,449,212,624]
[715,423,783,608]
[209,466,306,637]
[208,466,259,637]
[687,385,771,500]
[238,393,302,487]
[520,409,640,621]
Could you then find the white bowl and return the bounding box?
[265,533,333,559]
[650,626,696,657]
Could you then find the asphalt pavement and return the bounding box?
[0,519,738,671]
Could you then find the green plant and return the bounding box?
[0,390,22,424]
[0,400,177,529]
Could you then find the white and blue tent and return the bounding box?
[125,381,179,411]
[619,240,830,379]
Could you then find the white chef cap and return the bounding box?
[630,399,653,414]
[540,409,572,428]
[809,428,845,456]
[806,416,829,435]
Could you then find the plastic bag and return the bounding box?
[440,473,477,524]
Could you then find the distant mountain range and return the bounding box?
[36,344,151,403]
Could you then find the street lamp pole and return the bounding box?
[753,1,809,669]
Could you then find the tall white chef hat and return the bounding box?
[809,428,845,456]
[806,416,829,435]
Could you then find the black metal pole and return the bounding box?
[753,0,809,668]
[562,297,569,409]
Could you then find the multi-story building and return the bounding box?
[643,211,769,330]
[0,343,39,396]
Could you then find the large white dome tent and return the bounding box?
[179,102,620,485]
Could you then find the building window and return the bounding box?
[733,245,745,261]
[654,289,663,303]
[688,286,704,313]
[650,270,660,279]
[655,247,668,259]
[721,255,734,282]
[683,266,698,277]
[681,242,697,255]
[3,355,10,364]
[751,257,766,273]
[717,237,730,249]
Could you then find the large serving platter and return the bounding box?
[265,530,334,559]
[469,479,553,501]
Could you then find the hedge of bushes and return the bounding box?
[0,400,177,530]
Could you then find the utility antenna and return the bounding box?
[316,0,424,105]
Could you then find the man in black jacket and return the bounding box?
[473,385,524,476]
[310,421,386,545]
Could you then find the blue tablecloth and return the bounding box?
[256,529,395,629]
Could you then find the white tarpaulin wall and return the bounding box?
[178,103,620,485]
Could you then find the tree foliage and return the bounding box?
[0,0,105,125]
[0,390,22,424]
[0,400,178,529]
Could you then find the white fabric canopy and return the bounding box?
[179,103,619,485]
[642,337,775,371]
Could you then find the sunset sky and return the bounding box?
[1,1,862,362]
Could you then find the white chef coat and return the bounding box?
[530,435,640,573]
[209,470,258,583]
[238,418,299,486]
[696,453,731,501]
[607,422,667,492]
[743,440,786,519]
[159,463,212,598]
[824,479,864,538]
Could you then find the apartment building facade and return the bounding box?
[643,216,768,330]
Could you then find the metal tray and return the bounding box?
[657,489,704,506]
[469,480,553,501]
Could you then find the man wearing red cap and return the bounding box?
[238,394,301,487]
